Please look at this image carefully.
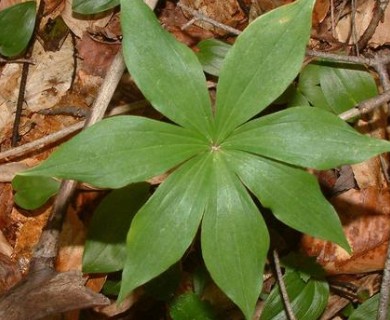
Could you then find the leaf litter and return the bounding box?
[1,0,390,319]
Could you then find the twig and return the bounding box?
[374,36,390,320]
[0,101,148,162]
[357,0,390,51]
[83,51,126,127]
[306,49,372,66]
[339,89,390,120]
[11,63,30,147]
[0,58,34,64]
[273,250,296,320]
[11,0,45,147]
[177,3,242,35]
[30,50,126,272]
[351,0,359,54]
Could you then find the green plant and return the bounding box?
[15,0,390,318]
[0,1,36,57]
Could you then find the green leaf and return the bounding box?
[196,39,231,76]
[120,0,213,139]
[281,252,326,281]
[82,183,150,273]
[72,0,119,14]
[319,63,377,113]
[12,175,60,210]
[19,116,208,188]
[0,1,36,57]
[298,63,333,111]
[349,294,390,320]
[214,0,315,141]
[170,293,216,320]
[299,62,378,114]
[119,153,213,300]
[201,153,269,320]
[261,270,329,320]
[225,150,349,251]
[102,279,121,296]
[224,107,390,170]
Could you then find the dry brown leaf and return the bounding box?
[43,0,65,16]
[11,205,52,273]
[159,2,214,47]
[76,34,120,77]
[179,0,246,36]
[0,35,74,134]
[61,0,112,38]
[56,209,86,272]
[0,162,29,182]
[301,188,390,274]
[335,0,390,47]
[312,0,330,26]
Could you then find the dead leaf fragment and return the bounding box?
[335,0,390,47]
[179,0,246,35]
[301,188,390,274]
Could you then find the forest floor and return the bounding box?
[1,0,390,319]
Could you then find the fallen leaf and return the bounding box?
[301,188,390,274]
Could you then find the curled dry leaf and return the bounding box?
[301,187,390,274]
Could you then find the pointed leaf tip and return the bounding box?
[214,0,316,141]
[121,0,213,138]
[202,154,269,319]
[119,153,214,300]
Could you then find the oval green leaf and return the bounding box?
[72,0,119,14]
[349,294,388,320]
[0,1,36,57]
[12,175,60,210]
[196,39,231,76]
[261,270,329,320]
[299,62,378,114]
[82,183,150,273]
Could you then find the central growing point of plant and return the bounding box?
[15,0,390,318]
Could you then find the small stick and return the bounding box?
[177,3,242,35]
[11,0,45,147]
[0,58,34,64]
[0,100,148,162]
[339,89,390,120]
[273,250,296,320]
[0,121,84,162]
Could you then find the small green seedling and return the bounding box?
[15,0,390,318]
